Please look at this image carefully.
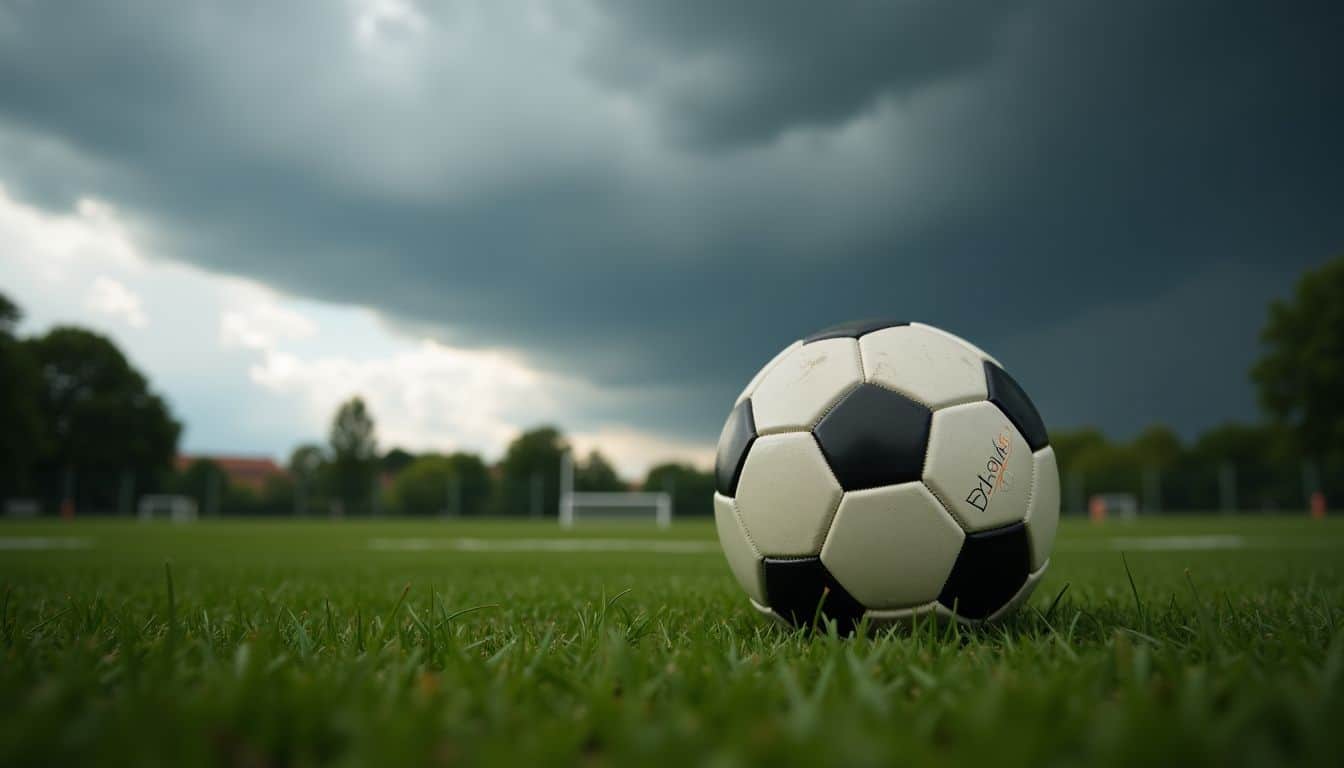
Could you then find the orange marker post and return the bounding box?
[1088,495,1107,524]
[1310,491,1327,519]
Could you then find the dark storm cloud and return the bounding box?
[0,0,1340,442]
[586,0,1027,148]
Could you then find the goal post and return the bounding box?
[137,494,199,523]
[559,450,672,528]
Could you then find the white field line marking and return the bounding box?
[1058,534,1337,552]
[0,536,94,551]
[369,537,719,554]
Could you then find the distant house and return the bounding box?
[175,455,288,492]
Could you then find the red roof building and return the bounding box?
[175,455,288,492]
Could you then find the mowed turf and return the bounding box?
[1,517,1342,766]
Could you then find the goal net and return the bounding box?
[137,494,199,523]
[558,452,671,528]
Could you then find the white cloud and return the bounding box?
[353,0,427,49]
[85,276,148,328]
[246,337,557,457]
[0,182,713,478]
[219,293,319,351]
[0,187,143,282]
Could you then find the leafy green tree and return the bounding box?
[1192,423,1301,511]
[164,458,225,514]
[391,452,491,516]
[643,463,715,517]
[288,443,328,516]
[328,397,379,516]
[0,292,44,498]
[1252,256,1344,461]
[25,327,180,513]
[289,443,327,476]
[252,473,296,516]
[382,447,416,476]
[1130,426,1184,471]
[1048,428,1110,481]
[0,292,18,329]
[574,450,625,492]
[496,426,567,517]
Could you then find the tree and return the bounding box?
[289,443,328,476]
[25,327,180,514]
[496,426,567,517]
[1192,423,1300,511]
[1252,256,1344,461]
[643,463,715,518]
[288,443,329,517]
[164,458,225,514]
[328,397,379,516]
[574,450,625,492]
[391,452,491,516]
[0,292,44,498]
[1130,425,1184,471]
[0,292,21,332]
[382,447,416,475]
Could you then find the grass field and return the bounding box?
[2,516,1342,766]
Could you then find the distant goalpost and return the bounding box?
[137,494,199,523]
[558,451,671,529]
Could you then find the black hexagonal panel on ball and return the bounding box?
[984,362,1049,451]
[762,557,866,634]
[714,399,757,496]
[937,522,1031,620]
[803,318,908,344]
[814,383,932,491]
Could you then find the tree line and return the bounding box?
[1,256,1340,517]
[1050,257,1344,513]
[274,412,715,519]
[0,290,715,517]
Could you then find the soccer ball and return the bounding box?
[713,319,1059,631]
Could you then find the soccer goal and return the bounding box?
[558,451,671,528]
[137,494,199,523]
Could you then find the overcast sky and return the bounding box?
[1,0,1340,477]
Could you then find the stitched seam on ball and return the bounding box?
[755,425,814,437]
[740,340,801,405]
[863,378,933,409]
[913,322,997,366]
[855,338,868,381]
[812,488,845,555]
[808,340,864,429]
[919,428,971,531]
[922,479,971,532]
[728,497,763,559]
[931,390,988,409]
[810,380,863,430]
[1023,450,1041,566]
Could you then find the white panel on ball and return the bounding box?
[859,324,988,408]
[749,339,863,432]
[1024,447,1060,570]
[736,340,802,405]
[820,482,964,609]
[713,493,766,603]
[734,433,843,556]
[923,401,1035,532]
[910,322,1002,368]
